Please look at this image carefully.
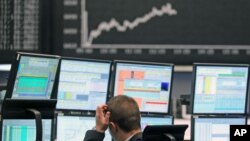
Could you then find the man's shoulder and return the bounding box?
[129,132,143,141]
[83,130,105,141]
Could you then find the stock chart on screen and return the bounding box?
[113,62,173,113]
[56,59,111,110]
[193,65,249,114]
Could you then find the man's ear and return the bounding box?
[109,122,118,132]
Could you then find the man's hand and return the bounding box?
[95,104,110,133]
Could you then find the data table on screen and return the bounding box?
[11,56,59,99]
[56,116,112,141]
[56,59,111,111]
[193,117,246,141]
[141,116,173,130]
[2,119,52,141]
[113,62,173,114]
[192,65,249,114]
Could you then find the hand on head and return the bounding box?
[95,104,110,133]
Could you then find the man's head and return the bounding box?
[107,95,141,140]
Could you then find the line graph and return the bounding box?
[59,0,250,53]
[82,2,177,47]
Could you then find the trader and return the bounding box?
[84,95,142,141]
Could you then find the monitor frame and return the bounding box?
[5,52,61,100]
[191,63,250,115]
[191,115,247,141]
[143,124,188,141]
[110,60,174,115]
[55,57,112,113]
[0,118,54,141]
[0,64,11,71]
[0,63,11,89]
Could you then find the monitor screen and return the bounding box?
[2,119,52,141]
[193,117,246,141]
[56,59,111,110]
[113,62,173,113]
[56,115,112,141]
[193,65,249,114]
[11,56,59,99]
[0,64,11,87]
[141,116,173,130]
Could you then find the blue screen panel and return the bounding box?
[2,119,52,141]
[11,56,59,99]
[193,65,249,114]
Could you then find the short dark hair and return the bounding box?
[107,95,141,132]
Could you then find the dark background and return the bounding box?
[1,0,250,64]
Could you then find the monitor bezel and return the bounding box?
[0,64,11,71]
[191,63,250,115]
[5,52,61,100]
[55,57,112,113]
[0,118,54,141]
[110,60,174,115]
[143,124,188,141]
[0,63,11,90]
[191,115,247,141]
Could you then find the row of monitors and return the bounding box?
[1,115,249,141]
[4,52,174,114]
[1,115,173,141]
[2,52,250,115]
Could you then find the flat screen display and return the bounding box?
[56,59,111,110]
[11,56,59,99]
[113,62,173,113]
[2,119,52,141]
[193,117,246,141]
[141,116,173,130]
[192,64,249,114]
[56,115,112,141]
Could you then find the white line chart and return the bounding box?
[81,2,177,47]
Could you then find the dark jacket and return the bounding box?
[83,130,142,141]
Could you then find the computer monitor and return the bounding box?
[56,58,112,111]
[143,125,188,141]
[141,116,173,130]
[1,119,52,141]
[6,53,60,99]
[0,64,11,88]
[192,63,249,114]
[112,61,174,114]
[192,116,246,141]
[56,115,112,141]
